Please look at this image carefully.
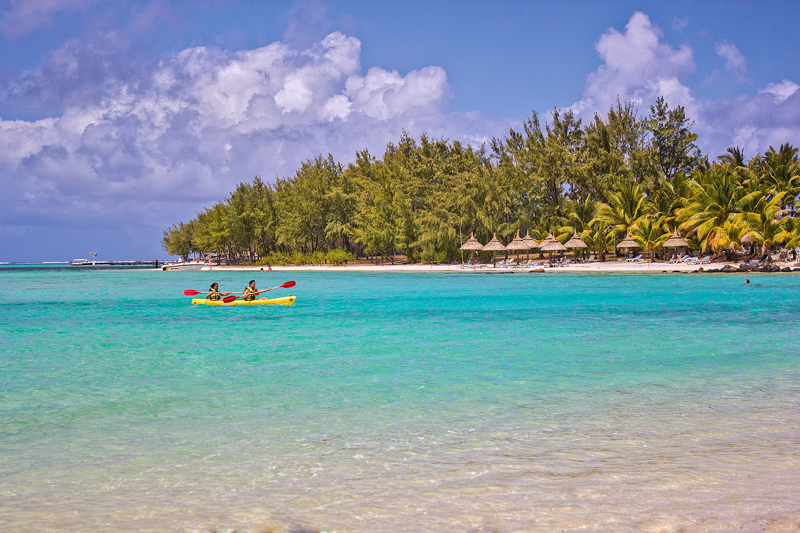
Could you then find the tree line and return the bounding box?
[162,97,800,264]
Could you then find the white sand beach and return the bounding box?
[205,259,800,273]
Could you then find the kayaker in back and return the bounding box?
[242,280,271,301]
[206,282,231,301]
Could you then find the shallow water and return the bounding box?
[1,269,799,532]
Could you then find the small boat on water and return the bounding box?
[191,295,296,306]
[162,261,206,271]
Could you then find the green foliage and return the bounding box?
[264,252,289,266]
[161,221,195,260]
[326,248,353,265]
[596,181,647,237]
[310,250,326,265]
[162,98,800,264]
[288,251,306,266]
[582,220,614,261]
[647,96,706,185]
[631,216,669,262]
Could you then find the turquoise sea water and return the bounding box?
[1,269,799,532]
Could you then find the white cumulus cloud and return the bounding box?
[575,12,695,116]
[571,12,800,161]
[0,30,505,259]
[759,79,799,103]
[715,41,747,75]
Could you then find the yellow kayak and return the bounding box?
[191,295,296,306]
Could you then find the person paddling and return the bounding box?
[206,282,231,301]
[242,279,272,301]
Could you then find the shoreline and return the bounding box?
[204,260,800,273]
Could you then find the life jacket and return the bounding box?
[243,286,257,301]
[207,289,221,301]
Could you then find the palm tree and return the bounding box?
[718,146,748,170]
[678,167,747,252]
[631,216,668,262]
[778,216,800,261]
[708,219,750,261]
[758,144,800,203]
[583,220,614,262]
[646,171,692,228]
[559,196,596,242]
[597,181,647,238]
[744,192,787,262]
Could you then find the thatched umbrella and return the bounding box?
[460,233,484,264]
[540,233,567,261]
[522,230,539,262]
[536,233,555,257]
[540,234,565,250]
[482,233,507,267]
[663,229,689,260]
[460,233,483,250]
[663,229,689,248]
[505,230,528,265]
[616,233,639,258]
[564,230,588,259]
[741,232,757,256]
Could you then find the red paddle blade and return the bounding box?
[281,281,296,288]
[222,295,238,303]
[184,289,201,296]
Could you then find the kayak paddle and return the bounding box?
[184,289,236,303]
[255,280,296,295]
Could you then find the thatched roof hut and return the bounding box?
[505,230,528,252]
[663,229,689,248]
[460,233,484,250]
[617,233,639,249]
[564,231,588,248]
[540,234,567,252]
[522,230,539,249]
[482,233,507,251]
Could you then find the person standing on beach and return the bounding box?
[206,283,231,301]
[243,280,271,301]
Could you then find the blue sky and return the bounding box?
[1,0,799,261]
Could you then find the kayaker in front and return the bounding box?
[206,282,231,301]
[242,280,271,301]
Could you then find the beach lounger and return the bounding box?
[670,254,687,264]
[626,254,643,262]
